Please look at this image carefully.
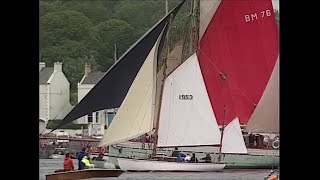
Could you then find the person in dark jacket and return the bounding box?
[93,153,104,161]
[190,153,198,163]
[77,147,86,170]
[201,153,212,163]
[172,147,185,157]
[176,152,184,162]
[172,147,187,162]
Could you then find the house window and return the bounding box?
[88,114,93,123]
[107,112,115,125]
[105,112,108,127]
[95,112,99,124]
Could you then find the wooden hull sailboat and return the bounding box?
[117,158,226,172]
[52,0,279,173]
[45,169,124,180]
[106,142,279,169]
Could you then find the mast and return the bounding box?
[152,13,173,157]
[165,0,168,14]
[218,71,228,162]
[114,43,117,62]
[189,0,195,53]
[218,105,226,162]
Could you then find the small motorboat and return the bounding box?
[49,147,67,159]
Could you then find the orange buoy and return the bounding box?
[269,175,277,180]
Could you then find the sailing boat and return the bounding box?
[53,0,279,172]
[96,0,226,171]
[105,1,279,169]
[195,0,279,167]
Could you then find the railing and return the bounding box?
[39,136,100,142]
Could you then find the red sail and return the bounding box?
[197,0,279,125]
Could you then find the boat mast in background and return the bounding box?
[151,1,173,157]
[114,44,117,63]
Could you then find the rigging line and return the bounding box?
[51,96,72,121]
[126,77,154,140]
[168,18,192,54]
[136,88,154,138]
[40,127,47,135]
[197,47,257,107]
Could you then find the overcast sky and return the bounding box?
[272,0,279,10]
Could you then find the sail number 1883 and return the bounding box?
[245,9,272,22]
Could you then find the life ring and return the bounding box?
[272,139,280,149]
[100,146,107,154]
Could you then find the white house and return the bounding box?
[39,62,73,130]
[76,63,116,136]
[39,119,46,135]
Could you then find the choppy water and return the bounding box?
[40,159,271,180]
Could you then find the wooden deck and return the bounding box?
[46,169,124,180]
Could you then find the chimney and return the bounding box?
[84,62,91,76]
[39,62,46,71]
[54,61,63,72]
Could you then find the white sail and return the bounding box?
[221,118,248,154]
[98,36,162,147]
[199,0,222,39]
[245,58,279,133]
[157,53,221,147]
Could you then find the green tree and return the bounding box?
[94,19,143,71]
[113,0,166,32]
[40,10,100,91]
[38,0,199,95]
[61,1,115,25]
[40,10,94,48]
[40,0,65,17]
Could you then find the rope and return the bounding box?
[197,47,257,107]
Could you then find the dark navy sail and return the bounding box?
[53,0,186,131]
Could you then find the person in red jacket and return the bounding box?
[63,153,74,171]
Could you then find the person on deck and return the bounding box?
[82,153,95,169]
[172,147,183,157]
[172,147,186,162]
[93,153,105,161]
[190,153,198,163]
[185,154,191,162]
[77,147,86,170]
[176,152,185,162]
[201,153,212,163]
[63,153,74,171]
